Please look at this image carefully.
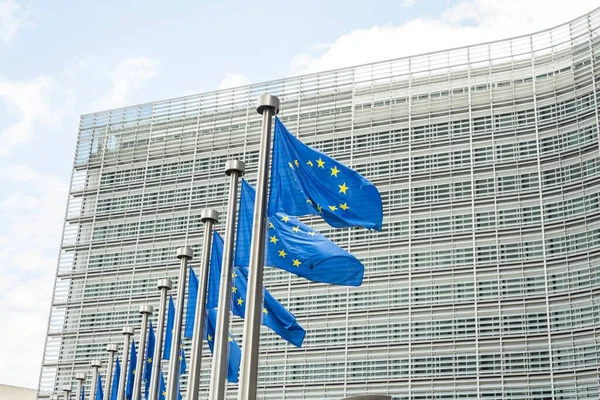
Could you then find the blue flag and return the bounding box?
[269,117,383,231]
[80,386,84,400]
[125,340,137,400]
[159,370,166,400]
[96,373,104,400]
[205,307,241,383]
[209,229,306,347]
[184,267,199,339]
[163,295,175,359]
[144,322,155,400]
[110,357,120,400]
[238,179,364,286]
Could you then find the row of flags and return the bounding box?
[61,116,382,399]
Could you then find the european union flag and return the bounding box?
[269,117,383,231]
[80,386,84,400]
[163,295,175,359]
[238,179,364,286]
[159,370,166,400]
[144,322,155,400]
[110,357,120,400]
[205,307,241,383]
[184,267,199,339]
[96,373,104,400]
[209,229,305,347]
[125,340,137,400]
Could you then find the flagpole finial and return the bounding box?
[91,359,101,368]
[62,385,71,393]
[107,344,118,353]
[122,326,135,336]
[76,373,86,381]
[256,94,280,115]
[157,278,172,290]
[177,246,193,260]
[139,304,153,315]
[225,159,246,176]
[201,208,219,223]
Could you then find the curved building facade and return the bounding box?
[39,7,600,400]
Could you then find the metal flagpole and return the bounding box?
[208,160,245,400]
[90,360,101,400]
[62,384,71,400]
[117,326,135,400]
[132,305,153,400]
[186,208,219,400]
[76,373,85,400]
[237,95,279,400]
[104,344,118,400]
[148,279,172,400]
[165,246,193,400]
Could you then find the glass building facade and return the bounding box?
[38,7,600,399]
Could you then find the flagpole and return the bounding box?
[166,246,193,400]
[187,208,219,400]
[103,344,118,400]
[90,360,101,400]
[117,326,135,400]
[132,305,153,400]
[76,373,85,400]
[148,279,172,400]
[62,384,71,400]
[238,95,279,400]
[208,160,245,400]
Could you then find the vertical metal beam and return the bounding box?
[132,305,153,400]
[148,279,172,400]
[186,209,219,400]
[166,246,193,400]
[90,360,101,400]
[208,160,245,400]
[117,327,135,400]
[237,94,279,400]
[104,344,118,400]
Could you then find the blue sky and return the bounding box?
[1,0,598,389]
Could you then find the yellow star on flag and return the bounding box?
[329,205,337,212]
[340,202,349,210]
[232,286,237,293]
[278,249,287,258]
[330,166,340,177]
[163,390,167,397]
[307,160,314,167]
[270,235,278,244]
[294,159,300,167]
[288,162,294,169]
[306,198,312,204]
[263,308,269,314]
[269,222,274,229]
[281,215,290,222]
[232,271,237,279]
[292,226,300,233]
[308,231,316,236]
[228,337,233,342]
[317,158,325,168]
[293,259,302,267]
[147,357,152,363]
[317,204,323,213]
[133,369,136,375]
[339,182,349,194]
[208,335,213,341]
[237,298,243,305]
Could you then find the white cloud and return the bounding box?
[91,56,161,111]
[0,77,75,158]
[218,72,250,90]
[0,166,68,388]
[0,0,30,43]
[290,0,599,75]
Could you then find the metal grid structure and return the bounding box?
[38,7,600,399]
